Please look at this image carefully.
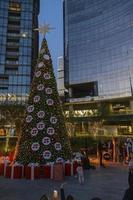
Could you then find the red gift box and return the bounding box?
[25,166,40,180]
[11,166,23,179]
[23,165,27,178]
[5,166,11,178]
[43,165,51,178]
[73,161,78,175]
[53,163,64,181]
[65,163,71,176]
[0,164,4,176]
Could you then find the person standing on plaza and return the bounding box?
[122,185,133,200]
[66,195,74,200]
[51,190,59,200]
[76,162,84,184]
[122,153,133,200]
[40,194,48,200]
[60,182,67,200]
[125,138,133,161]
[97,140,104,167]
[128,152,133,187]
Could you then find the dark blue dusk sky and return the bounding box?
[39,0,63,75]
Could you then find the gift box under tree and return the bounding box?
[25,165,40,180]
[0,163,4,176]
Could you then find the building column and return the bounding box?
[108,103,113,113]
[130,100,133,132]
[82,122,85,133]
[69,87,73,98]
[69,105,74,118]
[130,100,133,110]
[88,122,90,132]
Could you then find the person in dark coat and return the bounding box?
[60,182,67,200]
[97,140,105,167]
[66,195,74,200]
[40,194,48,200]
[122,184,133,200]
[60,184,66,200]
[128,152,133,187]
[122,153,133,200]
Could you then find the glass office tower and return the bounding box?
[0,0,40,104]
[57,56,65,97]
[64,0,133,100]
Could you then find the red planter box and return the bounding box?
[65,163,71,176]
[0,164,4,176]
[43,165,51,178]
[25,166,40,180]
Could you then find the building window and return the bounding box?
[9,3,21,12]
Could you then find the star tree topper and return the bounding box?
[34,24,55,35]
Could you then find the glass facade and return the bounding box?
[64,0,133,99]
[0,0,39,104]
[57,56,65,96]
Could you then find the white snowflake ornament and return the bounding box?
[47,127,55,135]
[43,54,50,60]
[42,137,51,145]
[50,116,57,124]
[37,111,45,118]
[26,115,33,123]
[43,150,51,159]
[37,84,44,91]
[27,105,34,113]
[38,62,44,68]
[54,142,62,151]
[31,128,38,137]
[44,73,51,80]
[45,87,52,94]
[31,142,40,151]
[40,49,45,54]
[46,99,54,106]
[37,122,45,130]
[34,95,40,103]
[35,71,41,78]
[56,157,64,162]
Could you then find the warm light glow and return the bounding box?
[21,33,27,38]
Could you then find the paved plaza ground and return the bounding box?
[0,164,129,200]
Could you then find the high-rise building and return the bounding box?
[0,0,40,104]
[63,0,133,136]
[57,56,65,97]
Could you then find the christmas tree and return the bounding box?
[15,29,72,164]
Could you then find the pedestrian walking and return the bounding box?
[125,138,133,160]
[66,195,74,200]
[60,182,67,200]
[97,140,105,167]
[122,184,133,200]
[128,152,133,187]
[51,190,59,200]
[76,162,84,184]
[40,194,48,200]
